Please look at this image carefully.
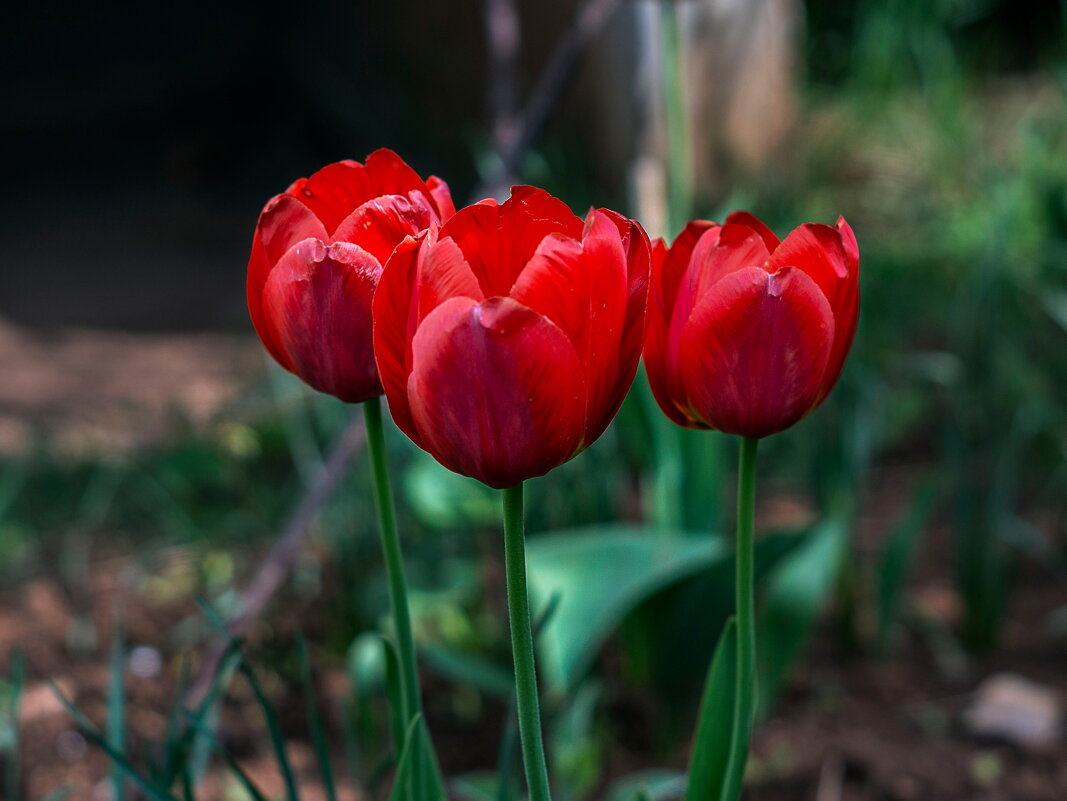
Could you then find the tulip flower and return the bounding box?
[374,186,650,801]
[644,211,860,439]
[246,150,455,795]
[247,148,455,403]
[647,212,859,801]
[373,185,650,490]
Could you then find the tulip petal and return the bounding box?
[426,175,456,219]
[657,220,718,314]
[407,296,586,488]
[678,266,834,438]
[373,231,483,446]
[262,238,382,403]
[666,225,771,406]
[725,210,781,252]
[442,186,583,297]
[599,211,652,430]
[331,194,438,264]
[766,219,860,401]
[511,210,629,440]
[289,150,432,234]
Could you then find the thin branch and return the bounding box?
[478,0,625,199]
[185,411,367,706]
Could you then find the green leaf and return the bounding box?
[684,619,737,801]
[239,660,301,801]
[381,636,407,758]
[757,517,848,715]
[50,682,179,801]
[181,710,270,801]
[526,526,731,693]
[298,635,337,801]
[387,716,423,801]
[108,618,127,801]
[876,482,938,656]
[4,650,25,801]
[605,770,686,801]
[419,642,514,699]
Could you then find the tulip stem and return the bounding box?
[364,398,422,733]
[723,436,759,800]
[502,483,552,801]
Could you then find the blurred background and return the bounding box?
[2,0,1066,798]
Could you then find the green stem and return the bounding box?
[502,483,552,801]
[364,398,421,728]
[723,436,759,800]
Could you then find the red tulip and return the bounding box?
[373,186,650,488]
[644,211,859,439]
[247,149,455,402]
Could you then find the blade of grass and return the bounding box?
[5,650,25,801]
[876,481,938,657]
[238,660,301,801]
[181,710,270,801]
[108,615,127,801]
[49,682,178,801]
[298,635,337,801]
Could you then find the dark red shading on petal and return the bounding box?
[642,235,696,428]
[677,266,835,438]
[373,231,484,446]
[331,194,438,263]
[406,296,587,488]
[725,210,781,252]
[511,210,629,441]
[261,238,383,403]
[597,210,652,431]
[441,186,583,297]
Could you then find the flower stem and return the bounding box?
[364,398,421,728]
[502,483,552,801]
[724,436,759,800]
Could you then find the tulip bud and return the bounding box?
[247,149,455,402]
[373,186,650,488]
[644,211,859,438]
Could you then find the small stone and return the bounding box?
[963,673,1062,748]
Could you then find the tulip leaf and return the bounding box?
[684,618,738,801]
[605,770,687,801]
[756,515,848,715]
[525,526,731,694]
[387,717,422,801]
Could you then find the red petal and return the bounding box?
[373,230,483,446]
[766,219,860,401]
[261,238,382,403]
[407,296,586,488]
[290,150,433,234]
[725,210,781,252]
[642,283,697,428]
[600,211,652,433]
[666,224,770,405]
[247,194,330,369]
[331,194,438,264]
[426,175,457,220]
[677,266,834,438]
[511,210,629,441]
[441,186,583,297]
[657,220,718,314]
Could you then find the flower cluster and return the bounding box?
[247,149,860,482]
